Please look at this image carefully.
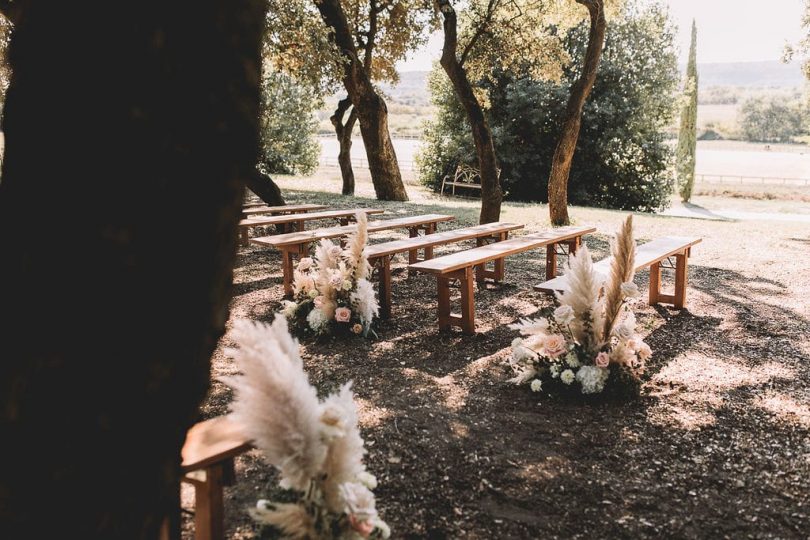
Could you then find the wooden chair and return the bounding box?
[409,226,596,334]
[535,236,702,309]
[440,165,482,197]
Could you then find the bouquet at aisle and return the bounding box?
[509,215,650,396]
[224,317,390,539]
[282,212,379,338]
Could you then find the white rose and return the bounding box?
[561,369,575,385]
[553,305,575,325]
[530,379,543,392]
[357,471,378,490]
[621,281,641,298]
[613,324,634,340]
[297,257,313,271]
[328,245,343,258]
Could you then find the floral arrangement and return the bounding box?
[224,317,390,539]
[508,215,650,396]
[281,212,379,338]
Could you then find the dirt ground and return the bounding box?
[184,182,810,539]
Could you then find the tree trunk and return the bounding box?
[435,0,502,224]
[0,1,264,537]
[247,167,286,206]
[331,97,358,196]
[316,0,409,201]
[547,0,606,226]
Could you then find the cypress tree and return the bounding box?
[676,20,698,202]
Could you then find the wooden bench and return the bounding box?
[366,222,525,318]
[535,236,702,309]
[241,203,328,217]
[179,416,253,540]
[440,164,482,197]
[251,214,456,296]
[409,225,596,334]
[238,208,384,246]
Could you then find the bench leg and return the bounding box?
[493,232,507,281]
[648,261,661,305]
[460,267,476,335]
[281,249,295,298]
[194,465,225,540]
[239,227,249,247]
[437,276,451,331]
[408,227,419,264]
[674,253,688,309]
[379,258,392,319]
[424,222,436,260]
[546,242,558,280]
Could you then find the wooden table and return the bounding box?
[239,207,384,246]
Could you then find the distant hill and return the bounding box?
[693,60,805,88]
[379,71,430,107]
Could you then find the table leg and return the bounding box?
[648,261,661,305]
[408,227,419,264]
[460,267,476,335]
[437,276,451,331]
[193,465,225,540]
[546,242,558,280]
[674,253,688,309]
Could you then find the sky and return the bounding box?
[397,0,807,71]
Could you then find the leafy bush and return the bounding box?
[739,96,806,143]
[418,2,679,212]
[259,72,321,175]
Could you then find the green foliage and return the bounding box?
[738,95,806,143]
[259,72,321,176]
[676,20,698,203]
[418,2,678,212]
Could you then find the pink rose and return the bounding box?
[348,515,375,538]
[313,295,325,308]
[542,334,567,358]
[335,307,352,322]
[595,351,610,368]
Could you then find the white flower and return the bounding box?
[308,289,319,299]
[565,352,581,368]
[511,337,523,348]
[374,518,391,539]
[297,257,313,271]
[340,482,378,521]
[357,471,378,490]
[509,317,550,336]
[561,369,575,385]
[636,341,652,361]
[343,279,353,291]
[508,367,537,385]
[281,300,297,318]
[530,379,543,392]
[511,344,537,363]
[621,281,641,298]
[307,308,328,331]
[553,305,575,326]
[550,364,560,378]
[576,365,610,394]
[328,245,343,259]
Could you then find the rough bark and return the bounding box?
[316,0,409,201]
[0,0,264,537]
[435,0,502,224]
[331,97,358,196]
[547,0,606,226]
[247,168,286,206]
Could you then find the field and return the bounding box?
[185,172,810,538]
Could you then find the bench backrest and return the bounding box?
[251,214,456,248]
[536,236,703,292]
[242,204,328,216]
[240,208,384,228]
[181,415,253,473]
[366,222,524,259]
[409,225,596,274]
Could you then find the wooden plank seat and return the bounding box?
[251,214,456,296]
[241,203,328,217]
[365,222,525,318]
[535,236,702,309]
[238,207,383,246]
[179,415,253,540]
[409,225,596,334]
